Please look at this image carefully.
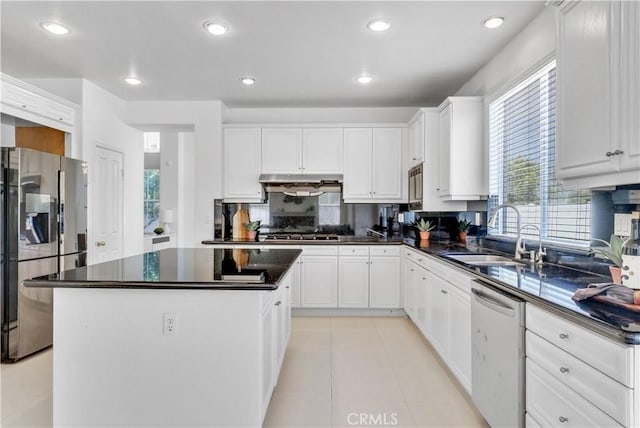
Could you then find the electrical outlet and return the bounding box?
[163,312,177,335]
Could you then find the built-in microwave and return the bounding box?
[408,163,423,211]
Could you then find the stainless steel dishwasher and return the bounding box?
[470,279,525,428]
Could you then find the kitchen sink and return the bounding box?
[445,254,523,266]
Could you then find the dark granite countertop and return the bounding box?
[23,248,301,290]
[404,239,640,345]
[201,236,405,245]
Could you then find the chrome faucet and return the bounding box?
[365,228,385,238]
[487,204,523,259]
[519,224,547,265]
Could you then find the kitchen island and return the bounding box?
[24,247,301,428]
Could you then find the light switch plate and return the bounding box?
[614,213,632,237]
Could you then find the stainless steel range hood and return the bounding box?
[259,174,342,196]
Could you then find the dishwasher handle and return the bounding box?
[471,287,517,317]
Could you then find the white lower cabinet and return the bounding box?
[525,304,635,427]
[300,254,338,308]
[338,256,370,308]
[402,249,472,393]
[526,359,622,428]
[369,256,400,308]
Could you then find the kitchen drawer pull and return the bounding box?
[559,367,570,374]
[274,301,282,306]
[559,333,569,340]
[410,268,415,272]
[285,286,290,289]
[440,289,448,294]
[558,416,568,423]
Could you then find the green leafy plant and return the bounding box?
[590,234,624,267]
[153,227,164,235]
[244,221,261,231]
[458,219,472,232]
[413,218,436,232]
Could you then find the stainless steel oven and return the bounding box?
[408,163,423,211]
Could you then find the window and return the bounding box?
[144,132,160,233]
[488,60,591,246]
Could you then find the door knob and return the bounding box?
[96,241,106,247]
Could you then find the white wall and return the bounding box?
[82,80,144,262]
[455,7,555,98]
[126,101,223,245]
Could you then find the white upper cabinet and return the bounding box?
[411,109,467,211]
[302,128,343,174]
[223,128,264,202]
[555,0,640,188]
[261,128,303,174]
[344,127,403,202]
[0,74,76,134]
[261,127,343,174]
[438,97,485,201]
[408,113,425,167]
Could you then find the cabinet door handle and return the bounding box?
[559,367,569,373]
[96,240,106,247]
[559,333,569,340]
[558,416,568,423]
[606,151,614,157]
[440,289,448,294]
[274,301,282,306]
[422,277,427,280]
[614,149,624,155]
[285,286,290,289]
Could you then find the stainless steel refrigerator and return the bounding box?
[1,147,87,362]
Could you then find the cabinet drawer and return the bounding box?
[338,246,369,256]
[1,81,40,110]
[526,304,633,387]
[526,360,623,428]
[526,331,632,426]
[39,97,75,125]
[369,245,400,257]
[404,248,429,268]
[301,245,338,256]
[426,256,472,294]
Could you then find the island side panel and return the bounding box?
[53,287,265,427]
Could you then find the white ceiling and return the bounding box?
[1,1,545,107]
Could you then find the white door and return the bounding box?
[343,128,372,199]
[300,255,338,308]
[223,128,263,200]
[302,128,343,174]
[372,128,402,199]
[369,256,400,308]
[93,146,123,263]
[261,128,302,174]
[338,256,369,308]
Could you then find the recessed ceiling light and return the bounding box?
[241,77,255,85]
[203,21,228,36]
[483,16,504,29]
[124,77,142,85]
[367,19,391,32]
[356,75,374,85]
[41,22,70,35]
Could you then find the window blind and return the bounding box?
[488,60,590,245]
[143,132,160,153]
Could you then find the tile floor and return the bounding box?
[1,316,488,428]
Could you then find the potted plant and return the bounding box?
[244,221,261,241]
[457,219,472,243]
[590,234,624,284]
[153,226,164,235]
[414,218,435,241]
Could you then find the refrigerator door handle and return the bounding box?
[58,170,65,240]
